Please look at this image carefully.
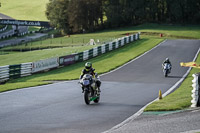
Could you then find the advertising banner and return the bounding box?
[32,58,59,73]
[59,54,78,66]
[0,19,50,27]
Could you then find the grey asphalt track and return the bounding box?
[0,39,199,133]
[0,33,47,48]
[106,108,200,133]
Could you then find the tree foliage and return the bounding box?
[46,0,200,34]
[46,0,70,34]
[67,0,103,32]
[46,0,103,33]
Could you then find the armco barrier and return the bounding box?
[0,65,9,83]
[93,47,98,57]
[97,46,102,55]
[32,57,59,73]
[0,63,32,83]
[77,52,84,62]
[101,44,106,54]
[9,64,21,79]
[21,63,32,77]
[75,33,140,64]
[59,54,77,66]
[83,50,89,61]
[0,33,140,83]
[89,49,93,59]
[0,25,8,32]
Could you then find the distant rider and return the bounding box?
[162,58,172,73]
[80,62,101,93]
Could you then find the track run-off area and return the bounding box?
[0,39,200,133]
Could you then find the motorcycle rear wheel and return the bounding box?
[165,70,168,77]
[94,96,100,103]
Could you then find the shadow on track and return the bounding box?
[167,75,182,78]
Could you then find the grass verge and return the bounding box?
[0,38,163,92]
[0,45,97,66]
[0,0,48,21]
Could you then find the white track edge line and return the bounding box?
[102,43,200,133]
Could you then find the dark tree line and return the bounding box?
[46,0,104,34]
[46,0,200,34]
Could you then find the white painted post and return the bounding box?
[191,74,199,107]
[93,47,98,57]
[121,37,124,46]
[131,35,134,42]
[101,44,106,54]
[83,50,89,61]
[115,39,119,49]
[109,42,113,51]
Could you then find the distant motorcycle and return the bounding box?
[163,63,171,77]
[79,74,100,105]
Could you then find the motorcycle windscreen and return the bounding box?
[83,80,90,86]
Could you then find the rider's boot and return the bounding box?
[82,87,84,93]
[97,87,101,94]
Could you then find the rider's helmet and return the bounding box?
[85,62,92,71]
[165,58,169,62]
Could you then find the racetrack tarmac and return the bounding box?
[107,108,200,133]
[0,39,199,133]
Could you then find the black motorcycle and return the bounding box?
[79,74,100,105]
[163,63,171,77]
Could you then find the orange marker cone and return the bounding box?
[159,90,162,100]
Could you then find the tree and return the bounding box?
[104,0,124,28]
[121,0,146,25]
[46,0,70,34]
[67,0,103,32]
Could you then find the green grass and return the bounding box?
[28,26,41,32]
[119,23,200,39]
[1,35,116,52]
[0,0,49,21]
[1,23,200,56]
[0,38,163,92]
[0,45,97,66]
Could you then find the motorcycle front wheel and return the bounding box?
[84,90,91,105]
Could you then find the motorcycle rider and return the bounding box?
[162,58,172,73]
[80,62,101,93]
